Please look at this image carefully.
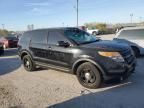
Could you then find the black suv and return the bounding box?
[18,28,136,89]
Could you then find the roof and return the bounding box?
[27,27,79,32]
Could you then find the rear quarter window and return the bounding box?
[19,32,32,42]
[118,29,144,40]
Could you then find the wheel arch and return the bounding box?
[20,50,33,60]
[92,31,97,35]
[131,45,140,51]
[72,59,106,77]
[131,45,140,54]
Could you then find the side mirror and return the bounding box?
[58,41,70,47]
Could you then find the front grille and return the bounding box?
[120,49,135,64]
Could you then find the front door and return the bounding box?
[46,31,73,69]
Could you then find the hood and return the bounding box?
[113,38,138,46]
[80,40,130,51]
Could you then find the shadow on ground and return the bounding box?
[0,57,21,75]
[0,49,21,75]
[2,48,18,57]
[48,80,144,108]
[48,57,144,108]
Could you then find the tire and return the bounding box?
[92,31,97,36]
[76,62,102,89]
[22,55,36,71]
[131,47,140,57]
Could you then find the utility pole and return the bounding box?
[130,14,133,23]
[76,0,79,27]
[62,22,65,27]
[31,24,34,30]
[2,24,5,30]
[139,17,142,23]
[27,24,34,31]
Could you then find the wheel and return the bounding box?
[131,47,140,57]
[92,31,97,35]
[22,55,36,71]
[76,62,102,89]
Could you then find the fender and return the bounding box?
[19,50,33,60]
[72,58,106,76]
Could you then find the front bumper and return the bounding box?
[108,59,136,75]
[102,58,137,81]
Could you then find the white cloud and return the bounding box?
[31,7,41,12]
[26,2,51,7]
[29,7,52,15]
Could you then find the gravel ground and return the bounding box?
[0,35,144,108]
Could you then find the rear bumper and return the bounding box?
[9,43,18,48]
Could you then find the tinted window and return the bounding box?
[64,28,98,44]
[118,29,144,40]
[5,36,18,40]
[31,30,48,44]
[20,32,32,42]
[48,31,69,45]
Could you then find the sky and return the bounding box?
[0,0,144,31]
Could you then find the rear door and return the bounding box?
[29,30,48,62]
[46,30,73,69]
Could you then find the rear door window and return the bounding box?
[118,29,144,40]
[31,30,48,44]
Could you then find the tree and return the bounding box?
[95,23,107,31]
[84,22,107,31]
[84,22,115,34]
[0,29,9,37]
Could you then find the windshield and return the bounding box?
[64,28,98,45]
[5,36,18,40]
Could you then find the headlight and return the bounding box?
[98,51,125,62]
